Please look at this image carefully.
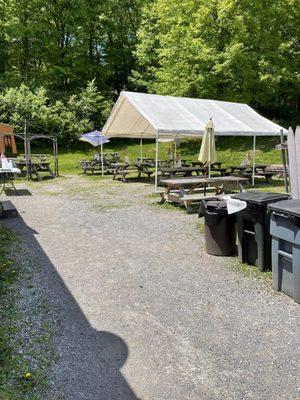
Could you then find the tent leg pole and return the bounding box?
[174,140,177,167]
[140,137,143,161]
[101,142,104,176]
[252,135,256,187]
[55,139,59,177]
[155,137,159,192]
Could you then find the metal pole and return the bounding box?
[174,140,177,167]
[101,142,104,176]
[280,129,288,192]
[252,135,256,186]
[155,136,159,192]
[53,139,56,176]
[24,120,30,180]
[208,126,211,178]
[56,139,59,177]
[140,137,143,161]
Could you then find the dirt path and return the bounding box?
[3,175,300,400]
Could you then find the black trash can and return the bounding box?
[232,192,289,271]
[268,200,300,303]
[199,199,236,256]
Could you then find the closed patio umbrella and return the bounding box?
[79,130,110,176]
[198,119,217,177]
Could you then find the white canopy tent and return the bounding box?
[102,91,287,189]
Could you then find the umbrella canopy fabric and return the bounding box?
[198,119,217,163]
[79,130,110,147]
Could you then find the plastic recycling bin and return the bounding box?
[268,200,300,303]
[199,199,236,256]
[232,192,289,271]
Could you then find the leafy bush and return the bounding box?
[0,80,112,146]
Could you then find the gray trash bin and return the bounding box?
[268,200,300,303]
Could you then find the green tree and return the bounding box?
[134,0,300,125]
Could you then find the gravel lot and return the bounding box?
[3,175,300,400]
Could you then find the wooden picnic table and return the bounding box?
[228,164,273,182]
[159,166,206,178]
[112,162,153,183]
[16,159,55,181]
[159,176,249,212]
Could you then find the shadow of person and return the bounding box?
[4,215,141,400]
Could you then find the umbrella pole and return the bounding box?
[101,142,104,176]
[252,135,256,186]
[155,136,159,192]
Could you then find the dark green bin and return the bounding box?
[232,192,289,271]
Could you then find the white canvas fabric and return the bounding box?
[102,91,287,138]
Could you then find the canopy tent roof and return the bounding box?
[102,91,286,138]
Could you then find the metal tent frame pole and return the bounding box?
[155,135,159,192]
[54,137,59,177]
[140,136,143,160]
[100,142,104,176]
[252,135,256,187]
[174,139,177,167]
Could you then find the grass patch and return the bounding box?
[149,200,184,212]
[0,226,55,399]
[231,260,272,282]
[197,221,205,234]
[24,136,285,176]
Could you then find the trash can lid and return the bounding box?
[232,191,289,205]
[268,199,300,217]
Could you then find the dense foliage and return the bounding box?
[0,80,112,144]
[133,0,300,126]
[0,0,144,95]
[0,0,299,138]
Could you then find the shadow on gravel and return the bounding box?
[4,189,32,196]
[5,215,140,400]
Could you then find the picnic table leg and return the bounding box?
[121,171,128,183]
[46,164,55,178]
[31,164,41,181]
[159,193,166,204]
[238,182,246,192]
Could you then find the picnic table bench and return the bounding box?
[159,176,248,212]
[228,164,273,182]
[112,163,153,183]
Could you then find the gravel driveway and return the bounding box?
[3,175,300,400]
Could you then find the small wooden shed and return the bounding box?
[0,123,17,155]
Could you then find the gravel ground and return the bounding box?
[3,175,300,400]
